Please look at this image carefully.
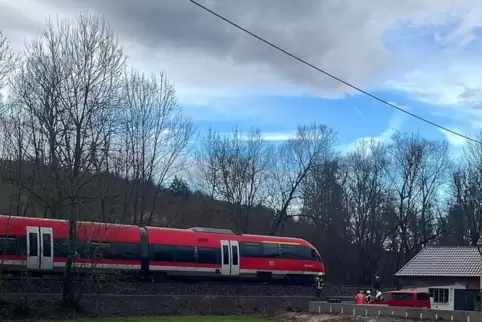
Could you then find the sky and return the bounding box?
[1,0,482,155]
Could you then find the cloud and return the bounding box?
[259,132,295,142]
[439,127,468,147]
[438,127,470,159]
[387,60,482,137]
[218,131,295,142]
[387,62,482,107]
[2,0,482,101]
[339,102,409,153]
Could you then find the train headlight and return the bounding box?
[314,275,324,290]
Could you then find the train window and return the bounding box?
[295,246,312,260]
[150,244,174,262]
[42,234,51,257]
[28,233,38,256]
[311,249,321,262]
[222,245,229,265]
[88,242,112,258]
[283,246,318,261]
[78,240,91,258]
[239,242,261,257]
[56,239,140,260]
[74,240,85,257]
[0,236,18,255]
[175,246,195,263]
[54,239,69,257]
[107,243,140,260]
[75,239,91,258]
[262,243,279,258]
[232,245,238,265]
[197,247,220,264]
[17,237,27,256]
[279,245,299,260]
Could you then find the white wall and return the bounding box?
[402,283,467,311]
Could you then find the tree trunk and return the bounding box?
[62,198,78,307]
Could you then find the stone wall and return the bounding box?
[0,294,312,320]
[309,301,482,322]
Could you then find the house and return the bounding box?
[395,246,481,311]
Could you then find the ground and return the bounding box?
[18,314,427,322]
[272,313,422,321]
[26,317,269,322]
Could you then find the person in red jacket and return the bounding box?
[355,290,366,304]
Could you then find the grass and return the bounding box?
[37,316,269,322]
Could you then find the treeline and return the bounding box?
[0,14,480,291]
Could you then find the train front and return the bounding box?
[313,248,325,293]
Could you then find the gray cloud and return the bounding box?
[1,0,482,98]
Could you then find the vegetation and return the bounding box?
[0,12,480,303]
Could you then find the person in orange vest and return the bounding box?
[355,290,366,304]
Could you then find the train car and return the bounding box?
[0,215,70,274]
[0,215,142,276]
[58,220,143,274]
[0,215,325,284]
[146,226,324,284]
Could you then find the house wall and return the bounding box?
[399,276,479,289]
[402,283,459,310]
[398,276,480,311]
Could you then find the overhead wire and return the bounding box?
[188,0,481,144]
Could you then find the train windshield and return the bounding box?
[311,249,321,262]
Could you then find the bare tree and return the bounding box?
[267,123,337,235]
[0,99,34,217]
[11,14,126,306]
[194,127,272,232]
[451,168,481,246]
[0,30,18,90]
[450,131,482,246]
[388,132,450,265]
[300,158,344,227]
[119,70,194,225]
[9,20,65,220]
[0,32,20,206]
[66,222,131,313]
[194,128,221,201]
[341,140,394,284]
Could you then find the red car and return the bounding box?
[370,290,431,308]
[0,215,325,285]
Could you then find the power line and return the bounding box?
[188,0,481,144]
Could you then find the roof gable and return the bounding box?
[395,246,481,277]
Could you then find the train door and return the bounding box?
[26,226,54,270]
[230,241,240,275]
[220,240,240,276]
[40,227,54,269]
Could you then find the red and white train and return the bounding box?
[0,215,325,285]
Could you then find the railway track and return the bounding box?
[0,274,308,285]
[3,293,317,298]
[1,275,364,298]
[1,278,319,297]
[2,293,354,303]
